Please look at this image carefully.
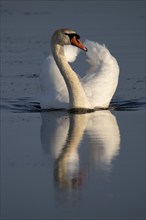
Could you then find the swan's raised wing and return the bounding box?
[82,40,120,108]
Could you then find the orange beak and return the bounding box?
[71,36,87,52]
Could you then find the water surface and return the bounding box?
[0,1,145,220]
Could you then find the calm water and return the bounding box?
[0,1,145,220]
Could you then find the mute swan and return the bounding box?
[40,28,119,110]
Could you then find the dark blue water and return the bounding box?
[0,1,145,220]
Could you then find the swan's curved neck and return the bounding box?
[51,43,91,109]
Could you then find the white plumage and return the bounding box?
[82,40,119,108]
[40,30,119,110]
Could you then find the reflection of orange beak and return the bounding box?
[71,36,87,52]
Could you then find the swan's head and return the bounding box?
[51,28,87,52]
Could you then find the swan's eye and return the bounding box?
[65,33,80,41]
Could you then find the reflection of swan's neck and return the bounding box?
[57,114,89,166]
[54,114,89,189]
[66,114,89,153]
[51,43,91,109]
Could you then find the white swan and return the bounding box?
[40,28,119,110]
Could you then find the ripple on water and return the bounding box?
[0,98,41,113]
[110,98,146,111]
[0,97,145,113]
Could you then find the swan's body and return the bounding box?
[40,29,119,110]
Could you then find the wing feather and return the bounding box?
[82,40,119,108]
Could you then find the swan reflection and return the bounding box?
[40,111,120,191]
